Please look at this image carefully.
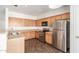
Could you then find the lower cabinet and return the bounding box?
[35,31,40,39]
[7,37,25,53]
[45,32,53,44]
[21,31,35,40]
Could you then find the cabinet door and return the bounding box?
[24,19,29,26]
[28,20,32,26]
[24,19,35,26]
[45,32,52,44]
[18,18,24,26]
[50,16,56,26]
[8,17,15,27]
[35,31,39,39]
[35,20,41,26]
[9,17,25,27]
[62,13,70,20]
[55,15,62,20]
[32,20,35,26]
[7,38,25,53]
[30,31,35,38]
[17,38,24,53]
[7,39,17,53]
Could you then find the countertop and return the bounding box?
[8,35,25,39]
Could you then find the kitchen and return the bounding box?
[0,5,70,53]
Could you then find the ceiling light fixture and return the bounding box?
[14,5,18,7]
[48,5,62,9]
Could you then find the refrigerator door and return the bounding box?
[52,20,67,52]
[57,20,67,52]
[57,30,66,52]
[56,20,65,30]
[53,20,66,30]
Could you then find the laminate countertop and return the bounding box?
[8,35,25,39]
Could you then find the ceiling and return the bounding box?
[0,5,69,16]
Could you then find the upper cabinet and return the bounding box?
[55,15,62,20]
[55,12,70,20]
[61,13,70,20]
[24,19,35,26]
[9,17,24,27]
[50,16,56,26]
[9,13,70,27]
[35,20,41,26]
[35,12,70,27]
[9,17,35,27]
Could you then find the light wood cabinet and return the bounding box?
[50,16,56,26]
[54,13,70,21]
[62,13,70,20]
[35,20,42,26]
[9,17,25,27]
[7,37,25,53]
[35,13,70,27]
[55,15,62,20]
[45,32,53,44]
[32,20,36,26]
[9,17,35,27]
[30,31,35,38]
[21,31,35,40]
[24,19,35,26]
[23,19,29,26]
[35,31,40,39]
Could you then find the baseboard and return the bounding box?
[25,38,36,41]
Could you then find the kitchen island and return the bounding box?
[7,36,25,53]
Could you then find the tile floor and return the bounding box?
[25,39,63,53]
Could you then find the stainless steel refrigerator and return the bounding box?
[52,20,70,52]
